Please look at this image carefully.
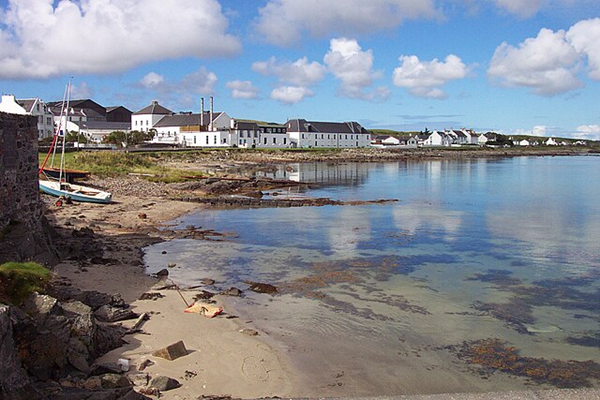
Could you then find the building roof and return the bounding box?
[133,101,173,115]
[106,106,132,114]
[16,99,36,113]
[153,111,224,128]
[286,119,370,134]
[75,121,131,130]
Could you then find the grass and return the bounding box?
[0,262,52,305]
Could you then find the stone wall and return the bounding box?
[0,112,56,264]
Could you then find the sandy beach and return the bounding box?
[45,176,308,399]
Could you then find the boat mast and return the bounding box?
[58,80,72,186]
[49,83,69,169]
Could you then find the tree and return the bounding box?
[103,130,154,148]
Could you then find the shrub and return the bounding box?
[0,262,52,305]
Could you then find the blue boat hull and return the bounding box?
[39,180,112,204]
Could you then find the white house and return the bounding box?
[233,121,289,149]
[286,119,371,148]
[546,137,558,146]
[0,95,55,139]
[132,101,172,133]
[424,130,451,147]
[154,111,234,146]
[518,139,530,146]
[74,121,131,143]
[478,132,497,146]
[462,129,479,145]
[446,129,469,145]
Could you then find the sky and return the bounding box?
[1,0,599,139]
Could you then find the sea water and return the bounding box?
[144,156,600,395]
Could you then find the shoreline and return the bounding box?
[44,151,598,398]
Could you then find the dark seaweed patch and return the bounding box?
[466,269,523,288]
[449,338,600,388]
[473,298,534,334]
[566,332,600,348]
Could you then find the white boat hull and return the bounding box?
[39,180,112,204]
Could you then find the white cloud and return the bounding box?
[140,72,165,89]
[252,57,326,87]
[488,28,583,96]
[392,54,470,99]
[493,0,543,18]
[567,18,600,80]
[532,125,547,136]
[70,82,92,99]
[226,80,259,99]
[271,86,314,104]
[324,38,389,101]
[181,68,218,95]
[255,0,438,46]
[0,0,240,79]
[574,124,600,140]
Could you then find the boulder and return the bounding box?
[94,305,137,323]
[151,341,188,361]
[99,373,132,389]
[150,376,181,391]
[220,287,242,297]
[0,305,44,400]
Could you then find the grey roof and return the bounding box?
[153,112,223,128]
[286,119,370,134]
[106,106,132,113]
[134,101,173,115]
[75,121,131,130]
[17,99,36,113]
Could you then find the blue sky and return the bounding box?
[1,0,599,139]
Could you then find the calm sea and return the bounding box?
[144,156,600,395]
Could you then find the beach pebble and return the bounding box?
[220,287,242,297]
[239,329,259,336]
[156,269,169,278]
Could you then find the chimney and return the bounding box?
[209,96,214,132]
[200,97,205,128]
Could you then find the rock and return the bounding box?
[91,362,122,376]
[139,292,165,301]
[99,373,132,389]
[138,213,147,219]
[193,290,216,301]
[82,376,102,390]
[150,376,181,391]
[21,293,61,325]
[151,341,188,361]
[128,373,150,387]
[199,278,216,285]
[0,305,43,400]
[155,269,169,278]
[94,305,138,323]
[239,329,259,336]
[161,251,167,254]
[246,281,278,295]
[167,263,177,268]
[220,287,242,297]
[138,359,154,371]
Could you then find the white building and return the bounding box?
[132,101,172,133]
[286,119,371,148]
[478,132,497,146]
[0,94,55,139]
[546,137,558,146]
[233,120,290,149]
[157,111,234,147]
[424,130,451,147]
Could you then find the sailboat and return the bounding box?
[39,81,112,204]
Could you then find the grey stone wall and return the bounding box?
[0,112,56,264]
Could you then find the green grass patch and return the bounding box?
[0,262,51,305]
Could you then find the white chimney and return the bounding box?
[200,97,205,128]
[209,96,214,132]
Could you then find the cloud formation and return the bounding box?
[271,86,314,105]
[488,19,600,96]
[574,124,600,140]
[252,57,327,87]
[493,0,543,18]
[0,0,240,79]
[255,0,438,46]
[324,38,389,101]
[226,80,260,99]
[392,54,470,99]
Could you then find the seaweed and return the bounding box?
[565,332,600,349]
[473,298,534,334]
[466,269,523,288]
[451,338,600,388]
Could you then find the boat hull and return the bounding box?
[42,167,90,183]
[39,180,112,204]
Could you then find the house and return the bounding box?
[424,130,451,147]
[286,119,371,148]
[132,101,173,133]
[462,129,479,145]
[446,129,469,145]
[546,137,558,146]
[413,133,430,147]
[478,132,497,146]
[371,135,401,146]
[518,139,530,146]
[156,111,234,147]
[48,99,107,123]
[74,121,131,143]
[233,121,289,149]
[0,94,55,139]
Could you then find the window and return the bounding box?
[345,135,348,140]
[194,136,197,144]
[283,138,287,145]
[214,135,217,144]
[135,121,137,126]
[302,133,305,139]
[146,120,149,125]
[264,137,267,145]
[273,137,277,144]
[206,136,209,145]
[321,134,324,139]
